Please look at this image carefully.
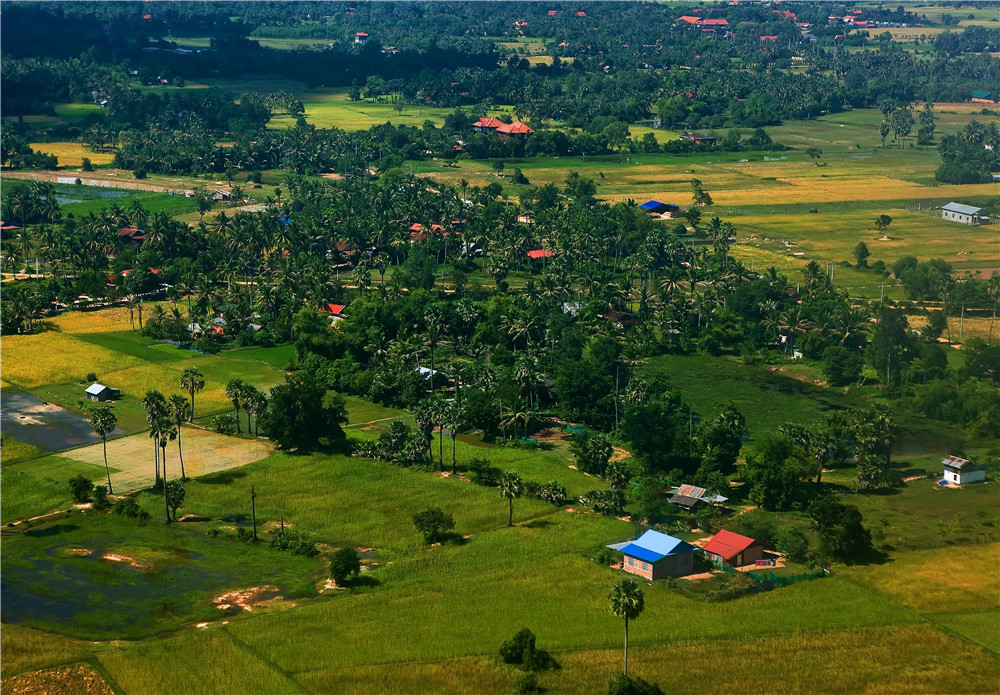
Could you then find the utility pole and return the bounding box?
[960,301,965,340]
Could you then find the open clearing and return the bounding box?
[0,392,127,452]
[56,427,273,491]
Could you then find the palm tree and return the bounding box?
[987,272,999,346]
[89,405,118,494]
[609,578,646,677]
[446,400,465,475]
[179,367,205,421]
[499,471,524,527]
[152,415,177,522]
[168,394,192,480]
[225,378,246,433]
[246,388,268,436]
[142,390,167,485]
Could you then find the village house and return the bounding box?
[970,90,993,104]
[471,117,504,134]
[607,530,697,580]
[323,303,348,325]
[354,32,368,45]
[667,484,728,511]
[600,310,640,328]
[85,383,120,402]
[118,226,145,245]
[702,529,764,568]
[941,202,989,226]
[495,121,534,141]
[639,200,680,218]
[941,455,987,485]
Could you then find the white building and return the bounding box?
[941,202,989,226]
[942,455,986,485]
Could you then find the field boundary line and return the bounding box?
[219,628,309,693]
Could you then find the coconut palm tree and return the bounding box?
[609,578,646,677]
[499,471,524,527]
[89,405,118,494]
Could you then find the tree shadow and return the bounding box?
[197,469,248,485]
[522,518,554,529]
[348,574,381,588]
[25,523,80,537]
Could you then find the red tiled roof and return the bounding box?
[496,121,534,134]
[678,15,701,24]
[548,10,557,16]
[472,116,504,129]
[576,11,586,17]
[526,249,554,259]
[703,529,758,561]
[702,18,728,26]
[760,35,778,41]
[355,32,368,36]
[326,303,346,315]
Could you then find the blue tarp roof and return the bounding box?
[611,530,696,562]
[278,217,291,226]
[640,200,679,211]
[618,543,665,563]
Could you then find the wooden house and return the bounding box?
[85,383,120,402]
[607,530,697,580]
[702,529,764,568]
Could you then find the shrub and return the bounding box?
[412,507,456,543]
[594,547,613,565]
[211,414,236,434]
[581,488,620,515]
[606,674,665,695]
[69,475,94,502]
[133,167,147,179]
[270,528,319,556]
[330,547,361,586]
[537,480,567,506]
[774,524,810,563]
[236,527,254,542]
[81,157,93,172]
[499,628,557,671]
[514,672,541,694]
[92,485,111,511]
[113,495,145,518]
[85,371,98,382]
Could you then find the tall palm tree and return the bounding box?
[609,578,646,677]
[152,415,177,522]
[225,378,246,434]
[179,367,205,421]
[89,406,118,494]
[168,394,192,480]
[499,471,524,527]
[446,400,465,475]
[142,390,167,485]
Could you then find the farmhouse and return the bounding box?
[667,483,728,511]
[942,455,986,485]
[212,189,232,201]
[600,310,640,327]
[941,202,989,226]
[324,303,348,325]
[354,32,369,45]
[495,121,534,141]
[639,200,680,217]
[472,117,504,134]
[607,530,697,580]
[525,249,553,260]
[118,226,145,245]
[703,529,764,567]
[971,90,994,104]
[85,383,120,402]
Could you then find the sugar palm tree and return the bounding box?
[225,378,246,434]
[179,367,205,421]
[142,390,167,485]
[168,394,192,480]
[152,415,177,522]
[89,405,118,494]
[609,578,646,677]
[499,471,524,527]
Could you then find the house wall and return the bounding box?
[942,210,978,226]
[622,555,654,580]
[651,552,694,579]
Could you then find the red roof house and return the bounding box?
[118,226,145,245]
[678,15,701,24]
[525,249,553,259]
[703,529,764,568]
[702,18,729,26]
[495,121,534,140]
[472,116,504,133]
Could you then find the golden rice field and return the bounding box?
[843,543,1000,614]
[540,625,1000,695]
[57,427,272,491]
[1,333,145,389]
[28,142,114,167]
[46,306,161,335]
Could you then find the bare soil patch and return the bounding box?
[2,662,114,695]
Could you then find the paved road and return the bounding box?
[1,392,126,452]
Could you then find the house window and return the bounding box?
[641,562,648,571]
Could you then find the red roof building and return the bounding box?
[472,116,504,133]
[118,226,145,245]
[496,121,534,138]
[547,10,557,16]
[702,18,729,26]
[525,249,553,259]
[678,15,701,24]
[703,529,764,568]
[760,35,778,41]
[576,11,586,17]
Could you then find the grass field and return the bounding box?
[55,427,273,491]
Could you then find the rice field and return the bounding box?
[2,332,146,389]
[843,543,1000,613]
[27,142,114,167]
[56,427,273,491]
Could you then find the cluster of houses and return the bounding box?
[607,528,764,580]
[471,117,535,141]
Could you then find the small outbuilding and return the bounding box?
[702,529,764,568]
[941,203,989,226]
[85,383,120,402]
[607,530,697,580]
[942,455,986,485]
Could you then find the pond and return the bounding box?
[0,515,323,639]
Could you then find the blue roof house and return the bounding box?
[639,200,680,217]
[607,530,697,580]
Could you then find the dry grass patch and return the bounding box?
[1,662,114,695]
[57,427,272,490]
[47,306,162,335]
[543,625,1000,695]
[844,543,1000,614]
[1,332,144,388]
[28,141,114,167]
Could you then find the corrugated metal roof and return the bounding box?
[676,484,707,499]
[942,455,984,471]
[703,529,758,560]
[942,202,983,216]
[85,383,108,395]
[618,543,665,563]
